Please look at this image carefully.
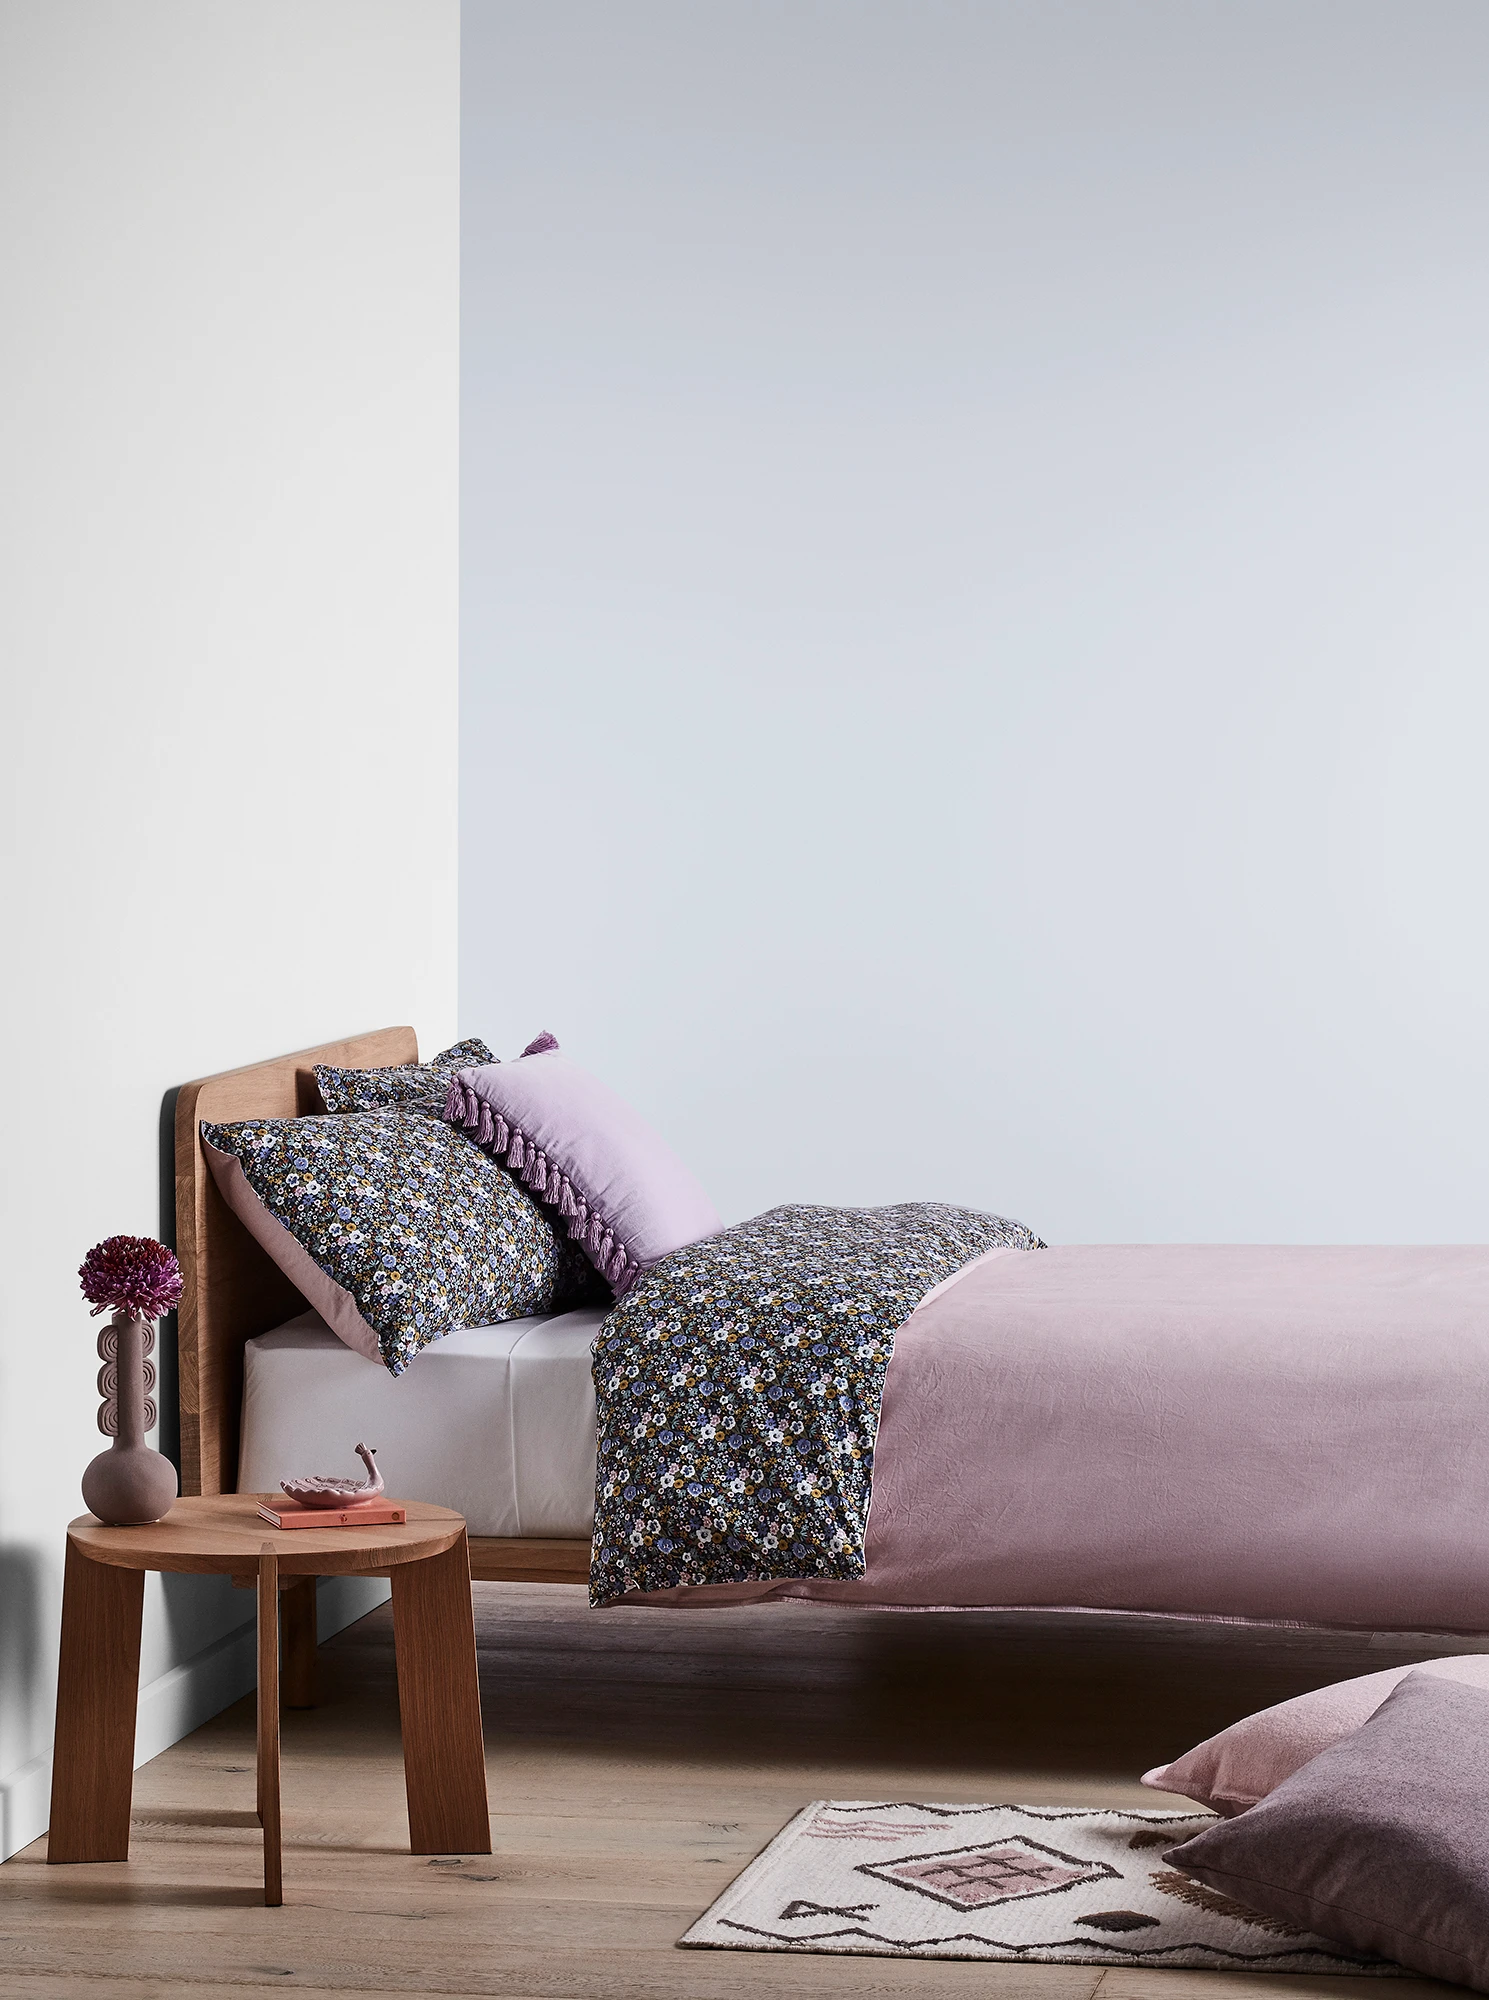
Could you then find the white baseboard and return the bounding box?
[0,1573,388,1862]
[0,1751,51,1865]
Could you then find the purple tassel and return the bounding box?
[493,1116,509,1151]
[477,1102,495,1145]
[527,1152,548,1194]
[556,1180,578,1220]
[507,1134,525,1170]
[521,1031,560,1057]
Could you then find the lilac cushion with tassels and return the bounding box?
[443,1035,722,1293]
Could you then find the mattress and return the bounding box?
[238,1306,605,1537]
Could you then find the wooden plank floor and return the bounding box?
[1,1585,1457,1998]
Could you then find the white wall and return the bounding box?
[0,1,459,1860]
[461,1,1489,1245]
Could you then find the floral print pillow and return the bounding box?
[201,1107,600,1374]
[314,1038,497,1117]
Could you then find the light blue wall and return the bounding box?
[461,0,1489,1243]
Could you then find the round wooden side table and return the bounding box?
[47,1495,491,1904]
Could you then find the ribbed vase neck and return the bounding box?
[113,1311,148,1449]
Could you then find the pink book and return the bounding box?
[257,1499,408,1530]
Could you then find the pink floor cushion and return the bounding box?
[443,1034,721,1293]
[1143,1651,1489,1814]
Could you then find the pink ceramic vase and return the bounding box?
[81,1311,178,1525]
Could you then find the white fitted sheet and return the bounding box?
[238,1307,604,1537]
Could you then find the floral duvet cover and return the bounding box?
[588,1202,1043,1606]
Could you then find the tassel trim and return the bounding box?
[442,1075,639,1292]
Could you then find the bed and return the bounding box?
[177,1028,1489,1637]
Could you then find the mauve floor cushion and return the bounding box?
[1144,1653,1489,1814]
[1164,1672,1489,1989]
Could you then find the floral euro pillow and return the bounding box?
[201,1107,597,1374]
[314,1037,497,1118]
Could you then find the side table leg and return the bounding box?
[257,1548,282,1906]
[281,1577,317,1709]
[391,1534,491,1854]
[47,1540,144,1863]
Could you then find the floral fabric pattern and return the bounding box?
[201,1107,595,1374]
[589,1202,1045,1606]
[315,1039,497,1117]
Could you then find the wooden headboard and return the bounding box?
[173,1026,417,1496]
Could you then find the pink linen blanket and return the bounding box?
[633,1244,1489,1632]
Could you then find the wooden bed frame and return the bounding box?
[173,1027,591,1589]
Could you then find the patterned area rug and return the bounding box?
[680,1802,1405,1971]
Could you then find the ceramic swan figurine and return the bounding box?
[281,1443,385,1510]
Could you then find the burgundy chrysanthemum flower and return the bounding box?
[78,1234,183,1321]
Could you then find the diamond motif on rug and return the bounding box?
[678,1803,1408,1970]
[859,1835,1116,1910]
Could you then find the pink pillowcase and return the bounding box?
[1142,1652,1489,1814]
[443,1034,721,1292]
